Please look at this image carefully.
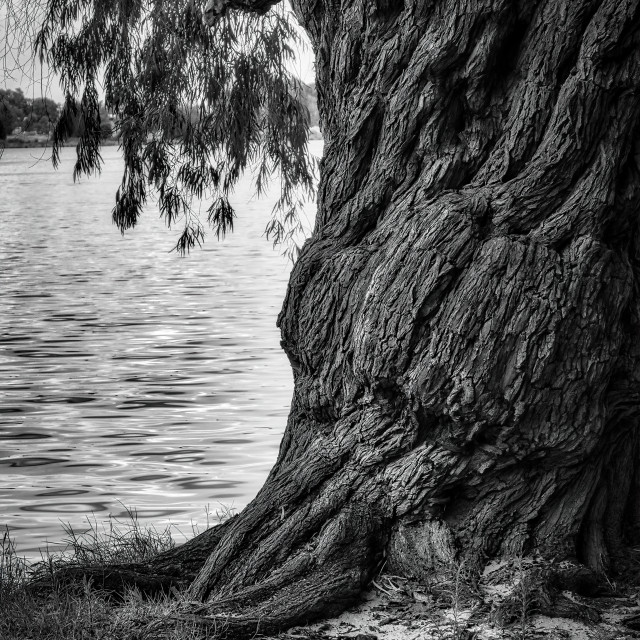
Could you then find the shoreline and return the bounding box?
[2,136,120,149]
[3,129,323,150]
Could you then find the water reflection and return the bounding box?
[0,143,321,557]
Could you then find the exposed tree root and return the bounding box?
[29,502,381,636]
[176,503,381,636]
[27,518,640,639]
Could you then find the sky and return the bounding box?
[0,0,58,99]
[0,0,316,104]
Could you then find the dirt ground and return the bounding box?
[275,565,640,640]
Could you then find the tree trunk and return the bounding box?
[66,0,640,635]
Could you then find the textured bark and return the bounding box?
[63,0,640,635]
[185,0,640,629]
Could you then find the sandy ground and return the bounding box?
[276,571,640,640]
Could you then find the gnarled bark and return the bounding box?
[184,0,640,630]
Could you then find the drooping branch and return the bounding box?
[37,0,311,254]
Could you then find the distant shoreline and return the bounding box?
[3,129,323,150]
[2,136,119,149]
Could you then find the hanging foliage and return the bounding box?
[34,0,315,253]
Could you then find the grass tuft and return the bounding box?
[0,506,220,640]
[56,504,176,567]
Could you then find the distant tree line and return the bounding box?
[1,84,318,142]
[0,88,59,138]
[0,88,113,140]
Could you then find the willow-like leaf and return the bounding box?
[35,0,315,253]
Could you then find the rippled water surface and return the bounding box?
[0,144,319,556]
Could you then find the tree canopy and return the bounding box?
[0,88,60,135]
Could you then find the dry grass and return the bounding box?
[1,525,115,639]
[0,506,226,640]
[56,505,176,567]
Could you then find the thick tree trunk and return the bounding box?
[179,0,640,630]
[63,0,640,635]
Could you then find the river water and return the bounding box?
[0,143,320,557]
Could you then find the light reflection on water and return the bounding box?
[0,144,320,557]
